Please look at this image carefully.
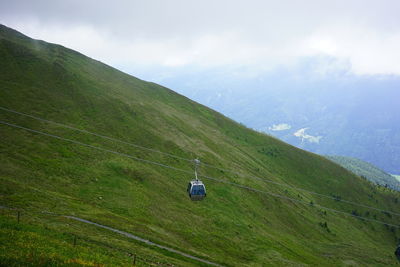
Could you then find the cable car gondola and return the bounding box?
[395,245,400,262]
[187,159,206,201]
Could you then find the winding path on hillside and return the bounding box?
[0,206,223,266]
[64,215,223,267]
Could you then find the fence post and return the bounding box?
[73,235,77,247]
[133,254,136,265]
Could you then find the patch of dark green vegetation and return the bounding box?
[326,155,400,191]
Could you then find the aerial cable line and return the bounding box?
[0,106,192,163]
[0,106,244,170]
[0,120,189,174]
[1,106,399,216]
[0,106,252,172]
[203,175,400,228]
[1,120,400,228]
[2,106,400,216]
[1,106,400,216]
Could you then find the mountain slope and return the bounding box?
[1,24,400,266]
[326,155,400,191]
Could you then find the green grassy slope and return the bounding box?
[1,24,400,266]
[326,155,400,191]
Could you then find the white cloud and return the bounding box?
[269,123,291,131]
[302,26,400,75]
[2,0,400,75]
[294,128,322,144]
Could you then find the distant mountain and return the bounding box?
[147,65,400,175]
[326,155,400,191]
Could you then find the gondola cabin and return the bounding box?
[187,180,206,201]
[395,245,400,262]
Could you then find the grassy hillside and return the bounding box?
[1,24,400,266]
[326,155,400,191]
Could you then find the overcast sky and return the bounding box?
[1,0,400,76]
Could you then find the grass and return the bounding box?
[1,24,400,266]
[0,209,199,266]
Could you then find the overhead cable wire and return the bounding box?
[0,120,191,174]
[0,106,192,163]
[202,175,400,228]
[1,106,400,217]
[1,120,399,228]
